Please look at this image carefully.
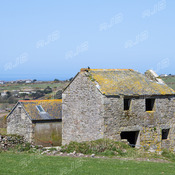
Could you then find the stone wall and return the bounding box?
[7,104,34,143]
[63,71,175,151]
[103,95,175,151]
[0,135,25,149]
[62,72,104,145]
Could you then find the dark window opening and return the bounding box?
[120,131,139,147]
[162,129,169,140]
[124,99,131,111]
[146,98,155,111]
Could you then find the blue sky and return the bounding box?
[0,0,174,81]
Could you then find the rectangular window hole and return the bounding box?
[162,129,169,140]
[146,98,155,111]
[124,98,131,111]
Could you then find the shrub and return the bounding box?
[48,148,57,152]
[61,139,131,156]
[162,149,175,162]
[54,90,62,99]
[44,86,52,94]
[16,142,31,152]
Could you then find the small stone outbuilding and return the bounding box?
[62,68,175,152]
[7,99,62,146]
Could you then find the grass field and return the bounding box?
[0,81,69,92]
[162,76,175,90]
[0,152,174,175]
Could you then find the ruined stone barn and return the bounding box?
[62,68,175,151]
[7,99,62,146]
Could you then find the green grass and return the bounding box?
[61,139,132,156]
[0,152,175,175]
[162,76,175,83]
[162,76,175,90]
[60,139,175,162]
[0,82,68,92]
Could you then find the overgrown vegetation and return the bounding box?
[162,149,175,162]
[54,90,62,99]
[15,142,32,152]
[61,139,175,161]
[61,139,132,156]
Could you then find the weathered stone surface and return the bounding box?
[62,70,175,151]
[0,135,25,149]
[7,104,62,146]
[7,105,34,143]
[62,72,104,145]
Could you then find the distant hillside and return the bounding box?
[0,81,69,112]
[162,76,175,90]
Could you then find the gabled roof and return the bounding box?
[82,69,175,96]
[10,99,62,121]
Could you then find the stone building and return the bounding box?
[7,99,62,146]
[62,68,175,152]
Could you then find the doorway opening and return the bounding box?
[120,131,139,147]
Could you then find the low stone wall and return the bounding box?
[0,135,25,149]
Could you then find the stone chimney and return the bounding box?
[145,70,165,84]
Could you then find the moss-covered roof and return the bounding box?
[19,99,62,121]
[86,69,175,96]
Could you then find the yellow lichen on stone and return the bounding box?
[87,69,175,96]
[20,99,62,120]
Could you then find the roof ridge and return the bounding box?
[80,68,134,72]
[19,99,62,102]
[91,69,134,71]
